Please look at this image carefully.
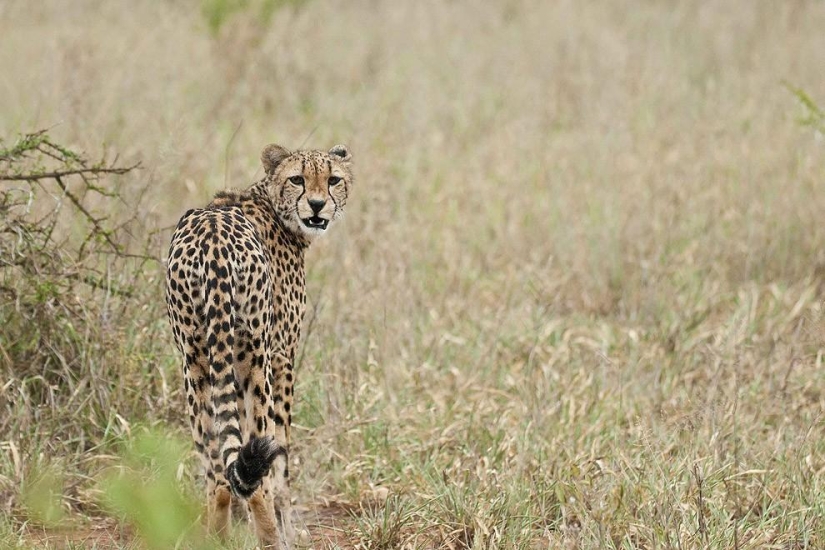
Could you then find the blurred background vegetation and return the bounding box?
[1,0,824,548]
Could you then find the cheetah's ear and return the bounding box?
[329,144,351,163]
[261,144,292,174]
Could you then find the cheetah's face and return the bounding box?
[261,144,352,241]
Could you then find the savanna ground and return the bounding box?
[1,1,824,548]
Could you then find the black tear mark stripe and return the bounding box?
[295,185,305,214]
[330,189,339,211]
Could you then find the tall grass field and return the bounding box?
[1,1,824,548]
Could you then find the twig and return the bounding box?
[51,175,121,253]
[692,464,708,545]
[0,164,140,182]
[224,120,243,187]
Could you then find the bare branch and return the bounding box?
[0,164,140,182]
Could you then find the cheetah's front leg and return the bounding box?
[247,351,296,548]
[244,349,294,548]
[267,351,296,546]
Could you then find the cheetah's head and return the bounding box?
[261,143,352,241]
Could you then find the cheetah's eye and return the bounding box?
[328,176,342,186]
[288,175,305,186]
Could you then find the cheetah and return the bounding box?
[165,143,352,548]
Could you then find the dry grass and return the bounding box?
[1,0,825,548]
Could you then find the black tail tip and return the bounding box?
[227,436,285,498]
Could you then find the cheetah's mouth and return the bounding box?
[302,216,329,230]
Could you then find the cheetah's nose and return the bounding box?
[308,199,326,214]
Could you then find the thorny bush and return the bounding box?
[0,131,166,485]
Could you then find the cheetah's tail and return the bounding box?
[227,436,285,498]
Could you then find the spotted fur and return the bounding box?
[165,143,352,548]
